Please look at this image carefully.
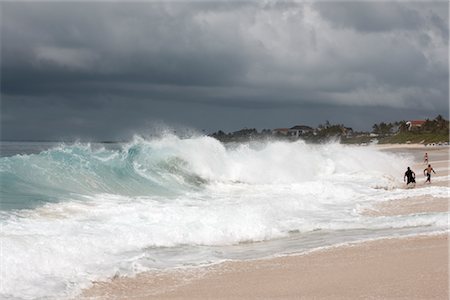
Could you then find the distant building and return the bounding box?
[288,125,314,138]
[406,120,426,131]
[272,128,289,135]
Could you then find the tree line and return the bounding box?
[371,115,449,136]
[209,115,449,143]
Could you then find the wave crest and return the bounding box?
[1,135,409,210]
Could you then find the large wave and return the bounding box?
[1,136,447,299]
[1,136,211,210]
[2,135,405,210]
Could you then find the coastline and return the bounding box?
[81,234,448,299]
[80,145,449,299]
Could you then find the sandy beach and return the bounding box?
[81,145,449,300]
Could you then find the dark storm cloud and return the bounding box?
[1,1,448,140]
[2,3,248,93]
[314,2,423,32]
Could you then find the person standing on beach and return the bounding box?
[424,152,428,164]
[423,164,436,184]
[404,167,416,187]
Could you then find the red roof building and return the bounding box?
[272,128,289,135]
[406,120,426,130]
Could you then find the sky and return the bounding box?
[1,1,449,141]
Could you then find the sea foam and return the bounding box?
[1,136,448,299]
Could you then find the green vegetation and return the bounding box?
[343,115,449,144]
[209,115,449,145]
[372,122,396,135]
[379,131,449,144]
[210,128,274,143]
[375,115,449,144]
[341,135,374,144]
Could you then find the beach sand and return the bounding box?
[82,235,448,300]
[80,146,449,300]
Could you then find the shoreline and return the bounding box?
[80,146,449,299]
[80,233,449,299]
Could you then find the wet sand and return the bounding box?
[81,235,449,300]
[364,196,448,217]
[80,146,449,299]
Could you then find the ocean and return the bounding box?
[1,136,448,299]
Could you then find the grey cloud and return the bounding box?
[1,1,448,140]
[429,11,449,40]
[2,93,435,141]
[2,3,249,91]
[314,2,424,33]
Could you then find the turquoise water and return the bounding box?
[0,141,202,210]
[1,137,448,299]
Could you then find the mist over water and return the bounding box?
[1,136,448,299]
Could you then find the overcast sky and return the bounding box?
[1,1,448,141]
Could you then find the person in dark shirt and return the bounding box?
[404,167,416,186]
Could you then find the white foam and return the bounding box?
[1,136,448,299]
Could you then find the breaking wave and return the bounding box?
[1,135,447,299]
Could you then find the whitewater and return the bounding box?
[1,136,448,299]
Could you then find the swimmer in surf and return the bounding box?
[404,167,416,187]
[423,164,436,184]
